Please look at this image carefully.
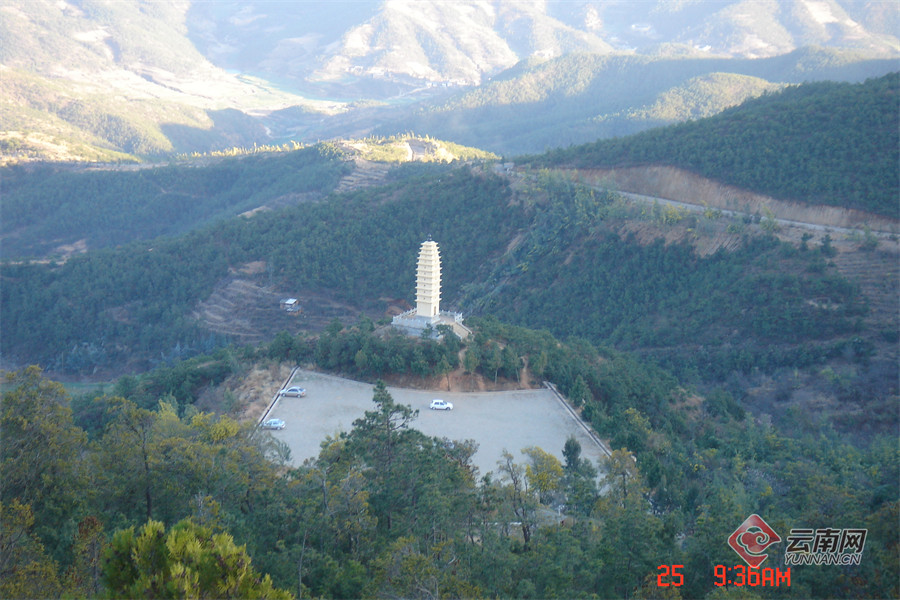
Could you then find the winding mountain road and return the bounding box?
[541,165,899,237]
[615,190,898,238]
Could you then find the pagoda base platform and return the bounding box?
[391,311,471,339]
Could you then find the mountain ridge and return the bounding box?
[3,1,898,162]
[529,73,900,218]
[189,0,899,95]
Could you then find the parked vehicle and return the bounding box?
[262,418,285,430]
[429,399,453,411]
[280,386,307,397]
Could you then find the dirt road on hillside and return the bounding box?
[617,190,898,239]
[567,166,900,235]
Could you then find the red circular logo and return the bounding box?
[728,514,782,567]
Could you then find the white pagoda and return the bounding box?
[416,238,441,318]
[392,237,470,339]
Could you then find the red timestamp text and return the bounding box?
[714,564,791,587]
[657,564,684,587]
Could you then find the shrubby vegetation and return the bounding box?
[0,144,351,258]
[530,73,900,218]
[3,313,897,598]
[1,0,298,164]
[4,77,891,391]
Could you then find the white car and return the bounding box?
[261,418,285,430]
[280,386,306,397]
[429,399,453,411]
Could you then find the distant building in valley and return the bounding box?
[392,237,470,339]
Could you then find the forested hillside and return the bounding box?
[4,72,897,450]
[1,167,520,372]
[0,144,349,258]
[2,145,896,600]
[3,4,898,598]
[3,161,890,442]
[0,136,495,259]
[3,316,897,598]
[465,176,868,378]
[371,49,899,155]
[531,73,900,218]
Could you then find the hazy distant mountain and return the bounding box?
[1,0,897,162]
[186,1,614,97]
[370,46,899,155]
[187,0,898,98]
[0,0,335,163]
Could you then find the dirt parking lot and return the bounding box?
[265,370,608,477]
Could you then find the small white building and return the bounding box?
[281,298,300,313]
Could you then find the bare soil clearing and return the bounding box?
[574,166,899,234]
[192,272,390,342]
[333,158,392,194]
[832,244,900,367]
